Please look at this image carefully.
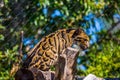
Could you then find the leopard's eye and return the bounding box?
[75,39,81,41]
[76,39,81,41]
[84,39,88,41]
[76,37,82,40]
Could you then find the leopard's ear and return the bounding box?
[72,28,83,38]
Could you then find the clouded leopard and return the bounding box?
[22,28,89,71]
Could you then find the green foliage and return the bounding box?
[0,34,4,41]
[0,25,5,41]
[0,45,19,79]
[86,40,120,78]
[77,32,120,78]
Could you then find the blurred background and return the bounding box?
[0,0,120,79]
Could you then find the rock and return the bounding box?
[83,74,103,80]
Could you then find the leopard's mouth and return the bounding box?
[80,44,89,50]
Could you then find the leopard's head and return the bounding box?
[72,28,89,50]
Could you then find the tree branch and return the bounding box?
[19,31,24,61]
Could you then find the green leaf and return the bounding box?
[0,35,4,41]
[0,25,5,30]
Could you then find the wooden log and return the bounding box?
[30,68,55,80]
[15,68,34,80]
[15,68,55,80]
[54,47,79,80]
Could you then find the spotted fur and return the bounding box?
[23,28,89,71]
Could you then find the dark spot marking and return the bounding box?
[67,35,70,43]
[35,57,41,63]
[48,39,53,46]
[45,63,49,67]
[45,52,54,60]
[41,37,46,42]
[39,61,43,65]
[48,33,55,37]
[61,31,65,39]
[43,57,49,62]
[53,37,56,47]
[43,67,50,71]
[35,65,38,68]
[29,62,35,67]
[39,64,44,70]
[42,46,46,50]
[51,47,56,53]
[66,29,74,33]
[72,29,81,38]
[38,51,43,56]
[42,43,49,50]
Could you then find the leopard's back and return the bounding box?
[23,29,74,70]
